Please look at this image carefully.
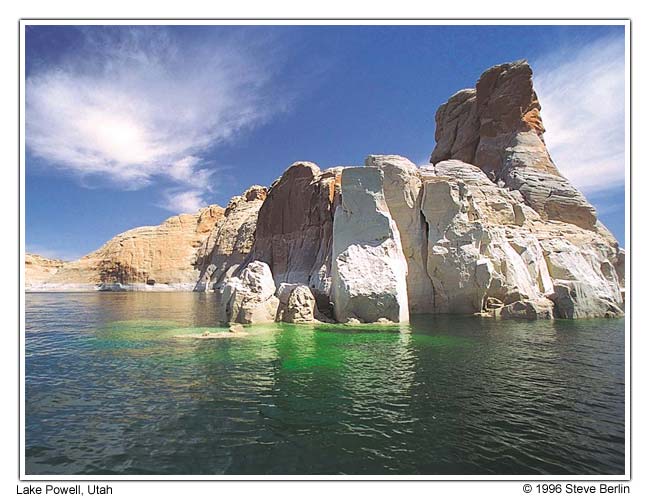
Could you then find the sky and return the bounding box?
[24,24,626,260]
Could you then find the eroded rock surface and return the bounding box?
[25,253,66,287]
[365,155,434,313]
[416,160,623,318]
[430,60,598,230]
[195,186,267,291]
[26,59,625,322]
[331,167,410,323]
[27,205,224,290]
[219,261,279,324]
[276,284,318,323]
[251,162,340,314]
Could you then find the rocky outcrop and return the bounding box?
[219,261,279,324]
[25,253,66,287]
[195,186,267,291]
[251,162,340,314]
[430,60,598,231]
[365,155,434,313]
[419,160,549,313]
[27,59,625,322]
[416,159,623,318]
[331,167,410,323]
[430,89,479,165]
[276,283,318,323]
[26,205,224,290]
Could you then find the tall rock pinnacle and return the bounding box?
[430,60,598,231]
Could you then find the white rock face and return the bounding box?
[195,186,267,292]
[416,159,623,318]
[365,155,434,313]
[331,167,410,323]
[541,238,623,318]
[219,261,279,324]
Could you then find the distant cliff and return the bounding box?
[26,205,224,291]
[27,61,625,322]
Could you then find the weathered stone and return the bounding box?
[282,285,317,323]
[219,261,279,324]
[365,155,434,313]
[497,298,554,320]
[539,236,624,318]
[430,89,479,165]
[331,167,409,323]
[429,60,599,231]
[251,162,340,315]
[419,160,554,314]
[25,253,65,287]
[550,282,623,319]
[485,297,504,309]
[195,186,266,291]
[27,205,225,291]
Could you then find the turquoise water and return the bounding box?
[25,292,625,475]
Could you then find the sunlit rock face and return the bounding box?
[419,160,552,314]
[430,60,598,231]
[195,186,267,292]
[330,167,410,324]
[365,155,434,314]
[416,160,623,318]
[26,59,625,322]
[219,261,279,324]
[25,253,66,287]
[26,205,225,291]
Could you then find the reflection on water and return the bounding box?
[25,293,625,475]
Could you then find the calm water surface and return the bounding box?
[25,292,625,475]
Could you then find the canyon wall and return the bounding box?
[26,60,625,322]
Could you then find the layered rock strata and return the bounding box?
[26,205,224,290]
[26,60,625,323]
[195,186,267,291]
[430,60,598,231]
[25,253,66,287]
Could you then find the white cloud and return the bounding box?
[161,190,208,214]
[26,27,288,208]
[533,35,625,195]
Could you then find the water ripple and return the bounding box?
[24,293,625,475]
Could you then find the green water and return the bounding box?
[25,292,625,475]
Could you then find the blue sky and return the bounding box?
[25,24,626,260]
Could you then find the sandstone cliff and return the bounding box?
[26,60,625,322]
[27,205,224,290]
[25,253,65,287]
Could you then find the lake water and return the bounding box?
[24,292,625,475]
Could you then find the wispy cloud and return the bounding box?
[160,189,209,214]
[26,27,291,213]
[533,34,625,195]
